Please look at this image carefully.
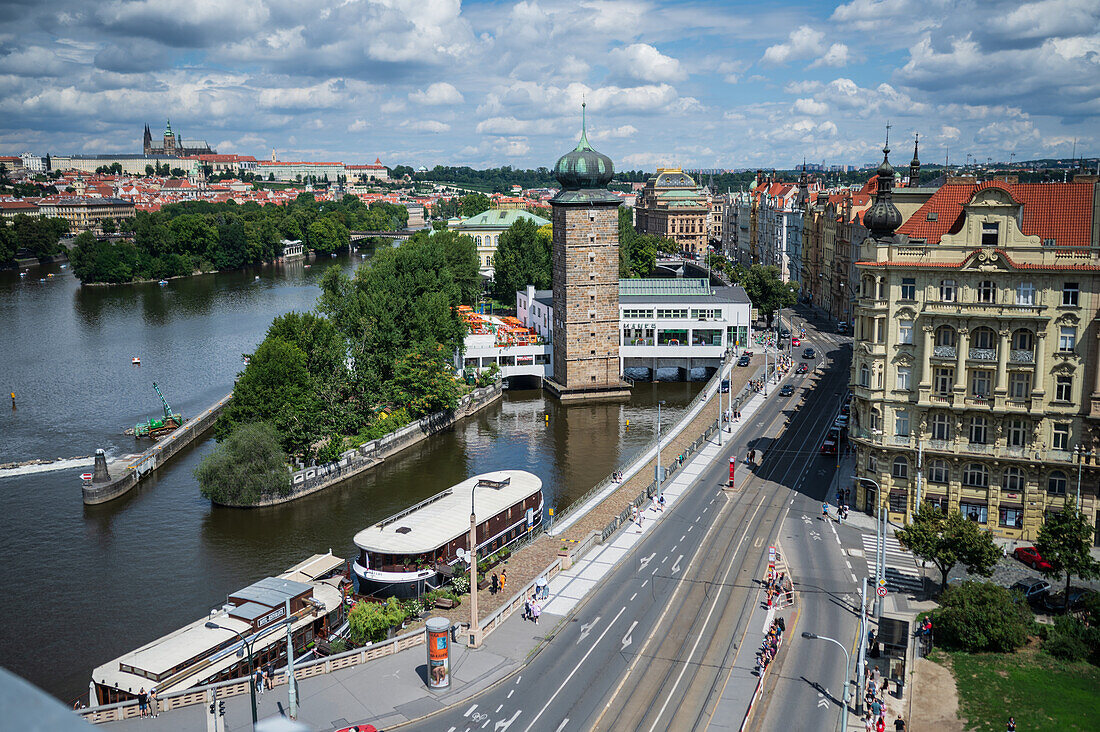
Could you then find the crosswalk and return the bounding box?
[861,533,924,594]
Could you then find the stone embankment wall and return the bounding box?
[82,392,233,505]
[224,382,504,508]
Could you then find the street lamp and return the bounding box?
[1073,446,1092,510]
[468,485,482,648]
[801,631,852,732]
[858,476,886,620]
[656,400,666,498]
[204,621,258,730]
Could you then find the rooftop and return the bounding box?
[452,208,549,229]
[353,470,542,555]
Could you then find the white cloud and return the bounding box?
[403,119,450,133]
[607,43,687,82]
[474,117,561,135]
[938,125,961,141]
[591,124,638,140]
[811,43,852,68]
[793,98,828,116]
[348,119,368,132]
[763,25,825,65]
[409,82,464,106]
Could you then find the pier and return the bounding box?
[82,392,233,505]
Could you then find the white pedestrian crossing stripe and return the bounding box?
[861,534,923,594]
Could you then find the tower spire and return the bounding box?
[577,99,590,150]
[909,132,921,186]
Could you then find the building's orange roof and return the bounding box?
[897,181,1094,247]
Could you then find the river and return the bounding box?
[0,253,702,704]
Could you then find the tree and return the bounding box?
[491,218,550,302]
[307,215,349,254]
[194,422,290,505]
[740,264,798,327]
[386,342,462,417]
[934,581,1032,652]
[1036,506,1100,612]
[145,165,155,176]
[894,505,1002,592]
[101,217,117,234]
[13,214,67,258]
[348,600,407,644]
[459,193,490,217]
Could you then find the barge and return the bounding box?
[90,553,348,706]
[352,470,543,599]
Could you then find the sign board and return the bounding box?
[878,578,887,587]
[877,586,888,598]
[425,617,451,689]
[728,457,736,487]
[80,472,93,481]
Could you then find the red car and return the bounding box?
[1013,546,1052,571]
[796,363,809,374]
[792,337,801,347]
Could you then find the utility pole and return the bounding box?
[876,503,886,620]
[856,576,868,715]
[469,490,481,648]
[285,599,297,719]
[914,441,923,520]
[656,401,665,498]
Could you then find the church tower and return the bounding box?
[143,124,153,155]
[908,133,921,186]
[544,104,631,401]
[163,120,176,156]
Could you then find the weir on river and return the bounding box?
[0,251,703,705]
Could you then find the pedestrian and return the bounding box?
[138,687,148,718]
[532,600,541,625]
[255,667,264,696]
[490,572,499,595]
[864,713,874,732]
[524,594,532,621]
[894,716,906,731]
[870,698,882,719]
[876,717,885,732]
[1006,717,1016,732]
[658,494,666,511]
[501,569,507,591]
[149,687,159,718]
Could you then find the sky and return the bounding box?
[0,0,1097,171]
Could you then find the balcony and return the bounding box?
[890,435,912,447]
[928,439,953,452]
[932,345,957,359]
[965,395,991,408]
[968,348,997,362]
[929,393,954,405]
[962,442,994,455]
[1009,349,1035,364]
[923,301,1045,318]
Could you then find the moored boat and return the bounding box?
[352,470,543,599]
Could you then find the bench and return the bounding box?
[434,597,456,609]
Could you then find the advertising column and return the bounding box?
[425,616,451,689]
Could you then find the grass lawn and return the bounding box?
[932,645,1100,731]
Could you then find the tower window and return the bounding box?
[981,221,999,246]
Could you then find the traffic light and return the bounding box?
[218,700,226,716]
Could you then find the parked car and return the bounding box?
[779,384,794,397]
[1043,588,1096,613]
[796,363,809,374]
[336,726,378,732]
[1010,578,1051,605]
[802,347,816,359]
[720,379,730,393]
[820,435,838,455]
[1013,546,1053,571]
[834,414,849,429]
[738,355,751,367]
[836,321,849,334]
[743,350,755,357]
[840,403,851,416]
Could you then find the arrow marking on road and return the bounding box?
[818,692,830,709]
[810,531,822,541]
[495,710,521,730]
[621,620,638,651]
[577,616,601,644]
[670,554,683,575]
[639,552,656,570]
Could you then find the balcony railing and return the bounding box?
[930,393,953,404]
[933,345,957,359]
[968,348,997,361]
[963,442,994,455]
[890,435,912,447]
[1009,349,1035,364]
[928,439,952,452]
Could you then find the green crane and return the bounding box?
[133,382,184,440]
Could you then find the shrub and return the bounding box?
[451,574,470,594]
[1043,616,1094,663]
[195,422,290,504]
[935,581,1032,652]
[347,601,409,645]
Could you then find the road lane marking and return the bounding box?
[687,526,693,532]
[495,710,521,730]
[554,720,569,732]
[670,554,683,575]
[642,579,648,587]
[465,705,478,718]
[639,552,656,570]
[680,535,686,542]
[522,606,627,732]
[516,676,521,683]
[507,690,514,699]
[496,705,503,713]
[577,616,600,644]
[621,620,638,651]
[844,560,852,570]
[661,555,668,563]
[630,592,637,601]
[850,572,857,582]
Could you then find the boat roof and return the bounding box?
[354,470,542,555]
[93,554,343,695]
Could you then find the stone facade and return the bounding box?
[551,202,622,388]
[635,169,709,256]
[849,178,1100,541]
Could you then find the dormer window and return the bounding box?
[981,221,999,247]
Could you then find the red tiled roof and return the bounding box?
[897,181,1093,247]
[857,247,1100,271]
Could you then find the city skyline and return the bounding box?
[0,0,1097,169]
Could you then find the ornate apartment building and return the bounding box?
[634,169,710,256]
[849,143,1100,541]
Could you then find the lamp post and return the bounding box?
[204,621,257,730]
[1074,446,1091,510]
[469,486,482,648]
[858,476,885,620]
[801,631,852,732]
[656,400,666,498]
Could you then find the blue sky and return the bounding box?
[0,0,1097,170]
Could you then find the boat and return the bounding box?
[131,357,141,365]
[90,553,348,706]
[158,279,168,286]
[132,382,183,440]
[352,470,543,599]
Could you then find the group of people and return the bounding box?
[136,687,158,718]
[489,569,508,595]
[522,594,543,624]
[753,617,785,676]
[862,665,906,731]
[764,571,790,608]
[774,355,795,375]
[254,664,276,697]
[610,471,624,483]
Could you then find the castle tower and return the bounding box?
[908,133,921,186]
[544,104,631,402]
[143,124,152,155]
[163,120,176,155]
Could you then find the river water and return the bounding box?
[0,254,701,703]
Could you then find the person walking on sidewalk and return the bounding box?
[490,573,499,595]
[894,716,906,731]
[500,569,507,592]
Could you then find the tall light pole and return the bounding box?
[802,632,852,732]
[204,621,257,730]
[717,363,724,446]
[468,486,482,648]
[859,476,885,620]
[656,400,666,498]
[1074,446,1091,510]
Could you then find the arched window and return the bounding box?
[860,363,870,387]
[1003,467,1025,492]
[892,456,909,479]
[971,326,996,350]
[962,463,988,488]
[935,325,956,347]
[977,280,996,303]
[1048,471,1068,495]
[927,459,949,483]
[475,235,483,246]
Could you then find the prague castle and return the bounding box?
[142,120,215,157]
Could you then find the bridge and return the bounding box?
[349,229,415,243]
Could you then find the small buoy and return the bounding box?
[19,271,26,278]
[132,357,141,365]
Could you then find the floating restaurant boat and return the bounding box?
[90,553,348,706]
[352,470,543,599]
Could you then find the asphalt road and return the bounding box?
[400,313,855,732]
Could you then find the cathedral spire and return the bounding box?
[863,124,902,238]
[909,132,921,186]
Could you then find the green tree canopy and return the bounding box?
[741,264,798,328]
[459,193,491,217]
[895,505,1002,592]
[385,342,462,417]
[13,214,67,258]
[1036,505,1100,612]
[934,581,1032,652]
[491,218,551,302]
[194,422,290,505]
[0,223,18,264]
[307,214,349,254]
